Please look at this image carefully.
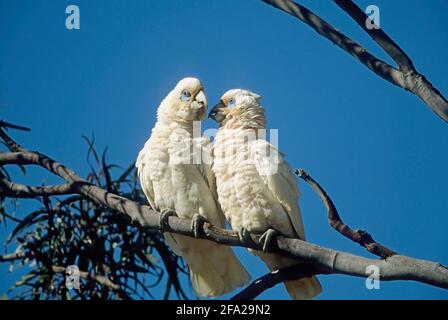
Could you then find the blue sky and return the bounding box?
[1,0,447,299]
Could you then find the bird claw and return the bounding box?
[238,227,253,245]
[259,229,279,253]
[159,209,177,232]
[191,214,208,238]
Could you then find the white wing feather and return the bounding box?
[250,139,306,239]
[136,148,156,210]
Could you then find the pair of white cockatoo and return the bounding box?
[136,77,322,299]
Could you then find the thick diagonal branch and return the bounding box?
[261,0,402,86]
[0,179,79,198]
[262,0,448,122]
[333,0,414,71]
[1,128,447,291]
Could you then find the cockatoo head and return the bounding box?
[209,89,266,128]
[157,77,207,122]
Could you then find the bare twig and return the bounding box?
[295,169,397,258]
[0,252,30,262]
[262,0,448,122]
[0,120,31,132]
[231,263,319,300]
[0,212,22,223]
[0,126,27,152]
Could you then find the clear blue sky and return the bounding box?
[1,0,447,299]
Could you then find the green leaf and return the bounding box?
[7,210,47,243]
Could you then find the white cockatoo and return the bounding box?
[209,89,322,300]
[136,78,251,297]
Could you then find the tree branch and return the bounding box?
[0,121,31,132]
[51,265,125,295]
[1,128,447,293]
[333,0,414,72]
[232,168,398,299]
[261,0,404,88]
[262,0,448,122]
[295,169,397,259]
[0,252,29,262]
[0,179,79,198]
[231,263,319,300]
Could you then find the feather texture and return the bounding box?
[212,89,322,299]
[136,78,251,297]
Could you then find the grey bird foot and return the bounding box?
[191,214,208,238]
[259,229,279,253]
[238,227,253,245]
[159,209,177,232]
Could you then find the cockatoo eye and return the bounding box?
[228,98,236,108]
[181,90,191,101]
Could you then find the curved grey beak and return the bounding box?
[208,101,226,124]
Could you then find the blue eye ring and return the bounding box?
[181,90,191,101]
[228,98,235,107]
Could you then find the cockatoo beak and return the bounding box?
[208,101,226,124]
[195,90,207,107]
[194,90,207,119]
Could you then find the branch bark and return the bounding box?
[232,168,397,299]
[0,252,29,262]
[1,128,447,294]
[295,169,396,258]
[262,0,448,122]
[333,0,414,71]
[0,179,79,198]
[231,263,319,300]
[51,265,125,295]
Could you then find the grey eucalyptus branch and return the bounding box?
[231,263,319,300]
[1,127,447,293]
[0,179,79,198]
[262,0,448,122]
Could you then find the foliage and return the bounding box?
[0,134,188,300]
